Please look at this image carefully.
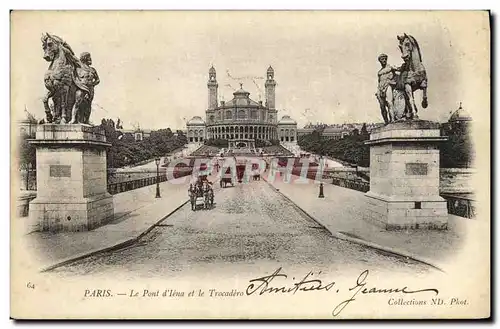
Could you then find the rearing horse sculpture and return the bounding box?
[41,33,90,124]
[395,34,428,120]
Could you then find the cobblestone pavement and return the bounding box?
[51,180,433,279]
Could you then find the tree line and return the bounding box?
[298,124,371,167]
[440,122,474,168]
[298,122,474,168]
[99,118,188,168]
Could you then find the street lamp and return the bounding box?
[155,157,161,198]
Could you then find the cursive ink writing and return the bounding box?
[332,270,439,317]
[246,267,336,295]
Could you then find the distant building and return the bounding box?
[442,103,472,136]
[174,129,188,137]
[440,103,474,168]
[297,122,384,140]
[18,110,38,138]
[296,127,315,137]
[186,65,298,148]
[186,116,206,143]
[277,115,298,142]
[118,128,152,141]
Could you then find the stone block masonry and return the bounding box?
[364,120,448,230]
[29,124,114,232]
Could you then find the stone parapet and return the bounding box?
[365,191,448,230]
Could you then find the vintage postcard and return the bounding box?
[10,10,490,319]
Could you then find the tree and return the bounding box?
[99,118,122,168]
[19,133,36,170]
[99,118,190,169]
[298,131,369,167]
[360,123,368,136]
[440,123,474,168]
[19,133,36,190]
[298,128,323,153]
[176,130,188,144]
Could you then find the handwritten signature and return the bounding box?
[245,267,439,317]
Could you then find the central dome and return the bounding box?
[233,84,250,96]
[187,116,205,125]
[221,83,260,107]
[278,115,297,124]
[449,103,472,122]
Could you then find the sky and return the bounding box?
[10,11,490,130]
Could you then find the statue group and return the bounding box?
[376,34,428,124]
[41,33,100,124]
[40,32,424,126]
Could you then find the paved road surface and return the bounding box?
[51,180,432,279]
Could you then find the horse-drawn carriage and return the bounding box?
[189,177,214,211]
[251,163,261,181]
[218,160,261,185]
[220,168,234,188]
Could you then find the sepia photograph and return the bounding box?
[9,9,490,319]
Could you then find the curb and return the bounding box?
[40,199,189,273]
[262,177,445,273]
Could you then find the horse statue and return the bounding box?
[394,33,428,120]
[41,33,93,124]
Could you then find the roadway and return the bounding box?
[51,179,431,279]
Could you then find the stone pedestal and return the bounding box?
[28,124,114,232]
[364,120,448,230]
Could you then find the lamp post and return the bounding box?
[155,157,161,198]
[318,182,325,198]
[317,155,325,198]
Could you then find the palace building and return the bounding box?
[186,66,298,148]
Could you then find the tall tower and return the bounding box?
[265,65,276,109]
[208,65,218,110]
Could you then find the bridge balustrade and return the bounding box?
[330,177,475,219]
[106,170,191,195]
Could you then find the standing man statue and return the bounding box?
[71,52,100,124]
[375,53,399,124]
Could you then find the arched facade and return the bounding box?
[277,115,298,143]
[203,67,279,150]
[187,66,297,150]
[204,83,279,149]
[206,123,279,148]
[186,116,206,143]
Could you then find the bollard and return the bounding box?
[318,182,325,198]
